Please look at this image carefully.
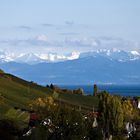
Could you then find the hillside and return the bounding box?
[0,72,52,113]
[0,72,98,113]
[1,72,139,140]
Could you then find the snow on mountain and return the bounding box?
[14,53,45,64]
[80,49,140,62]
[0,49,140,64]
[67,52,80,60]
[37,51,80,62]
[131,51,140,56]
[5,51,80,64]
[1,51,140,85]
[0,51,16,62]
[39,53,66,62]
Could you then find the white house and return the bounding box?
[138,99,140,109]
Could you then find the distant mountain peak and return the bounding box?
[80,49,140,62]
[0,49,140,64]
[1,50,140,85]
[130,51,140,56]
[14,53,44,64]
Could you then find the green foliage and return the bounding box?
[52,91,59,99]
[98,92,140,139]
[4,108,29,129]
[30,104,88,140]
[109,96,124,132]
[98,92,124,135]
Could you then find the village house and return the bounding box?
[138,99,140,109]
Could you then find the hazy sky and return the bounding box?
[0,0,140,54]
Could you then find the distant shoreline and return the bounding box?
[59,84,140,96]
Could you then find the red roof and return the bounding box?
[30,113,38,120]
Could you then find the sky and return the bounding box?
[0,0,140,54]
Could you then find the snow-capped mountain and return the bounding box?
[1,51,140,85]
[14,53,45,64]
[0,49,140,64]
[0,51,80,64]
[0,51,16,63]
[38,51,80,62]
[80,49,140,62]
[0,49,140,85]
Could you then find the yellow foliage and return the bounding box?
[29,96,57,110]
[122,99,137,121]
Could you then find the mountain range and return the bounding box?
[0,51,80,64]
[0,49,140,85]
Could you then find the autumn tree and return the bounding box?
[29,96,57,120]
[122,99,139,121]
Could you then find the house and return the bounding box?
[138,99,140,109]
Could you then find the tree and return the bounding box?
[73,88,84,95]
[122,100,133,121]
[98,92,124,138]
[122,99,139,121]
[29,96,57,120]
[29,96,56,109]
[93,84,97,96]
[28,97,89,140]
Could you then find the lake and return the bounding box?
[59,85,140,97]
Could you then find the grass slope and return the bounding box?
[0,72,98,113]
[0,73,51,110]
